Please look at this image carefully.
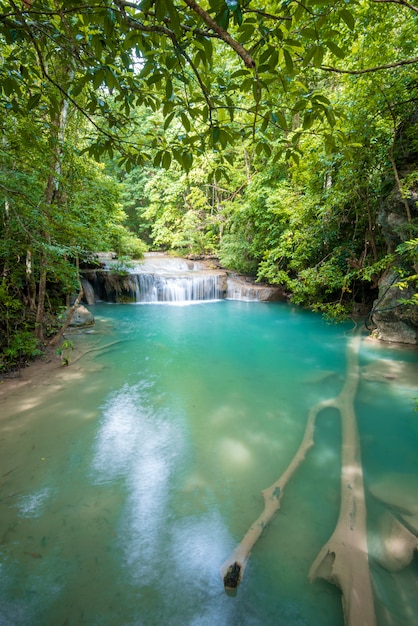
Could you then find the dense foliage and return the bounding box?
[1,0,417,370]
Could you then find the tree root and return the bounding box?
[221,333,376,626]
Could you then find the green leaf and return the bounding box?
[313,45,324,67]
[283,49,294,74]
[312,94,331,105]
[201,36,213,66]
[302,47,316,67]
[164,111,176,130]
[155,0,167,21]
[260,114,269,133]
[93,69,105,90]
[300,28,317,40]
[166,0,182,36]
[103,10,116,37]
[263,143,272,158]
[165,78,174,101]
[325,107,336,127]
[27,93,41,111]
[230,69,252,79]
[148,73,164,86]
[283,38,302,49]
[237,24,256,43]
[292,100,307,113]
[339,9,355,30]
[182,151,193,172]
[104,67,119,90]
[180,112,190,132]
[215,8,230,29]
[2,76,21,97]
[212,125,220,144]
[162,151,172,169]
[325,40,345,59]
[303,112,314,129]
[274,110,288,131]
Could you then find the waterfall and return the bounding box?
[83,254,285,304]
[131,273,224,303]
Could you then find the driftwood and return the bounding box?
[221,333,376,626]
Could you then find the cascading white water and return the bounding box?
[91,254,282,304]
[131,273,224,303]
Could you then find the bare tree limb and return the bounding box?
[320,57,418,74]
[243,8,292,21]
[182,0,255,68]
[372,0,418,14]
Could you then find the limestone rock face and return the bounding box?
[226,273,287,302]
[68,305,95,327]
[371,272,418,345]
[372,112,418,345]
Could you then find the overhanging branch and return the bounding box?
[320,56,418,74]
[372,0,418,14]
[182,0,255,68]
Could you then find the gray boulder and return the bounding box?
[68,305,95,327]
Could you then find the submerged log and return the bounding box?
[221,333,377,626]
[308,334,376,626]
[220,395,332,583]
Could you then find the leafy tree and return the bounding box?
[1,0,418,370]
[1,0,417,165]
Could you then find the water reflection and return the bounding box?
[92,383,186,578]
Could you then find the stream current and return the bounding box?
[1,301,417,625]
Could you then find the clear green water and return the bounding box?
[1,301,417,625]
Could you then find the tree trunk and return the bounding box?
[35,254,48,342]
[49,253,82,347]
[34,62,72,340]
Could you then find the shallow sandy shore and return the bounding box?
[0,351,62,398]
[0,343,92,418]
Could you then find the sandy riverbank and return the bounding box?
[0,341,95,419]
[0,350,63,398]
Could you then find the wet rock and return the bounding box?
[68,305,94,327]
[370,272,418,345]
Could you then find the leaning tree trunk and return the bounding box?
[49,253,83,347]
[221,333,376,626]
[34,251,48,342]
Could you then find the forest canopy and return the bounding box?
[1,0,418,369]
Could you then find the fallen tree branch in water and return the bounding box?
[221,333,376,626]
[220,396,332,588]
[70,340,124,365]
[308,333,376,626]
